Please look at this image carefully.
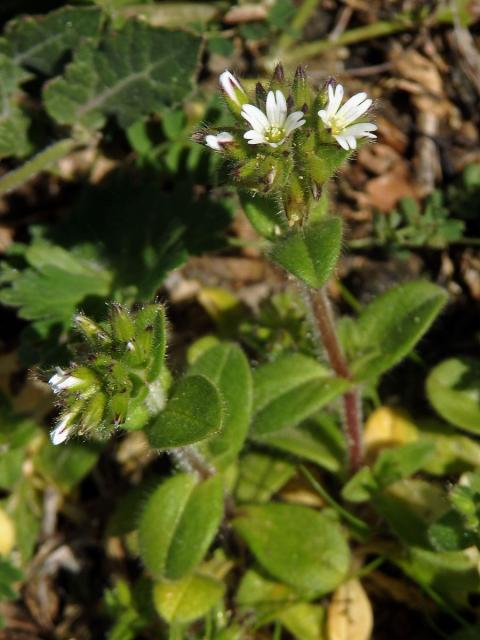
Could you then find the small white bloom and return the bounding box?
[219,70,247,106]
[51,414,73,445]
[241,90,305,148]
[318,84,377,151]
[205,132,234,151]
[48,368,82,394]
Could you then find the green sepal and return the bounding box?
[238,191,287,241]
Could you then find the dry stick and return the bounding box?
[308,286,363,472]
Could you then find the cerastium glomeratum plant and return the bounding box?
[198,64,378,469]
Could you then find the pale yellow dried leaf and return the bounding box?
[327,578,373,640]
[364,406,418,456]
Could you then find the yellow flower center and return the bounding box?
[264,126,285,144]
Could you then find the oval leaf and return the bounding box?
[238,191,287,240]
[138,473,224,580]
[146,375,222,449]
[351,281,447,381]
[271,217,342,288]
[426,358,480,434]
[251,353,349,436]
[233,503,350,595]
[189,342,253,468]
[153,574,224,624]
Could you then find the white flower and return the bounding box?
[219,70,247,106]
[50,414,73,445]
[205,132,234,151]
[48,368,83,394]
[318,84,377,151]
[241,90,305,148]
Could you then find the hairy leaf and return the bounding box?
[146,376,223,449]
[426,358,480,434]
[139,474,224,579]
[0,6,103,74]
[153,573,224,624]
[271,217,342,288]
[350,281,447,381]
[0,54,32,159]
[251,353,349,436]
[44,21,202,129]
[234,504,350,595]
[189,343,253,469]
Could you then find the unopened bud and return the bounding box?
[51,413,74,445]
[81,393,107,431]
[269,63,285,91]
[74,314,108,343]
[110,392,129,426]
[292,65,311,109]
[110,304,135,343]
[219,70,248,114]
[204,131,235,152]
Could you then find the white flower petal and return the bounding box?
[275,90,287,124]
[266,91,278,126]
[341,123,377,138]
[326,83,344,117]
[334,135,351,150]
[244,130,266,144]
[337,94,371,124]
[241,104,269,133]
[219,70,245,104]
[51,415,72,445]
[284,112,306,135]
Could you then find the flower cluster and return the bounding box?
[48,304,167,445]
[198,65,377,224]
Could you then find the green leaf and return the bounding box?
[238,191,287,241]
[373,441,435,488]
[418,418,480,475]
[0,54,32,159]
[138,474,224,580]
[351,281,447,381]
[153,573,224,624]
[237,569,324,639]
[271,217,342,288]
[233,504,350,595]
[426,358,480,434]
[44,22,202,129]
[0,6,103,75]
[235,451,296,503]
[0,240,112,330]
[34,440,102,493]
[251,353,349,436]
[146,375,223,449]
[0,560,22,602]
[253,413,345,472]
[189,343,253,469]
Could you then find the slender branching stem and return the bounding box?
[0,138,76,198]
[307,286,363,471]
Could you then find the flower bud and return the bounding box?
[110,392,129,426]
[292,65,311,110]
[51,413,75,445]
[204,132,235,152]
[81,392,107,431]
[74,313,108,343]
[110,304,136,343]
[219,70,248,114]
[269,63,286,92]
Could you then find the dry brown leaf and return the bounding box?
[365,163,418,212]
[279,476,325,508]
[327,578,373,640]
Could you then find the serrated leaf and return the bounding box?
[350,281,447,381]
[271,217,342,288]
[189,343,252,469]
[0,53,32,159]
[233,504,350,596]
[251,353,349,436]
[0,240,112,330]
[426,358,480,434]
[153,573,224,624]
[44,21,201,129]
[0,7,103,75]
[146,375,223,449]
[139,474,224,579]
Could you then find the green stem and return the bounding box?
[0,138,77,198]
[282,16,414,65]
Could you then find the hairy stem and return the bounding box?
[0,138,77,198]
[307,286,363,471]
